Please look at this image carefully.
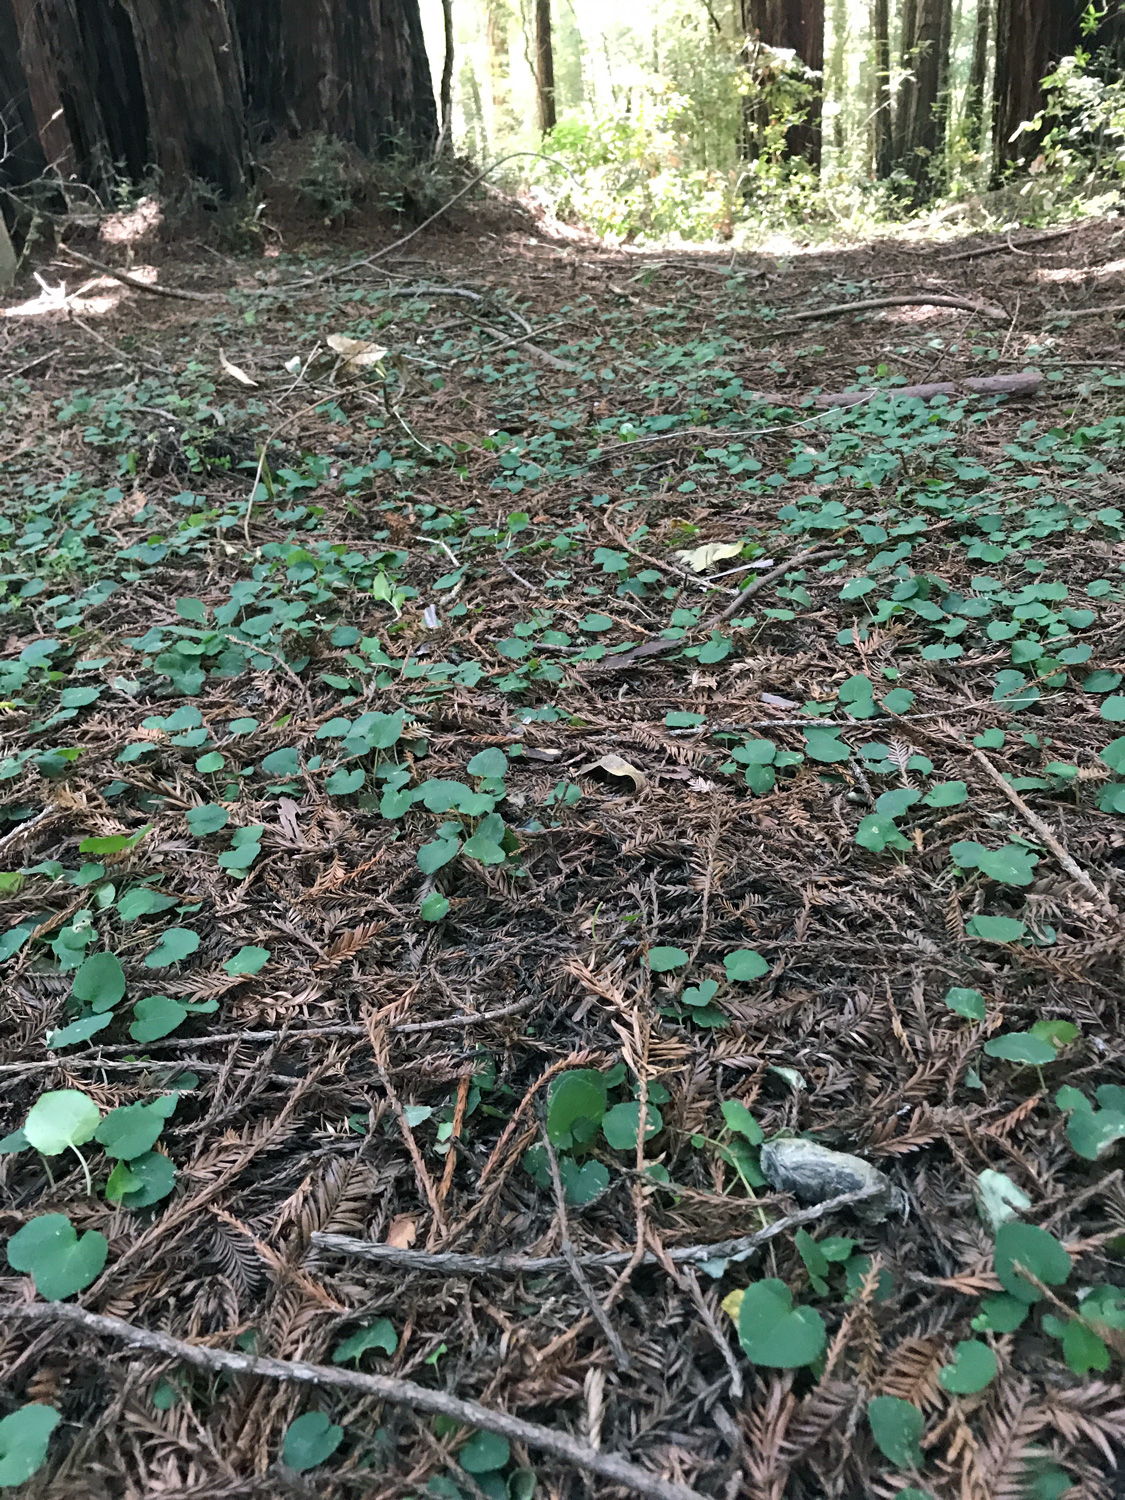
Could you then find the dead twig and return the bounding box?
[784,292,1006,321]
[934,226,1076,262]
[9,1302,704,1500]
[539,1116,632,1369]
[583,544,837,674]
[57,246,214,303]
[970,747,1112,912]
[310,1183,885,1271]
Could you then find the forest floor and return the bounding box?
[1,192,1125,1500]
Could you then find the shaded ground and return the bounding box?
[2,197,1125,1500]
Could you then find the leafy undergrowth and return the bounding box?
[1,213,1125,1500]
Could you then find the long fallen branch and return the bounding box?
[934,226,1077,262]
[809,371,1041,408]
[12,1302,703,1500]
[785,292,1006,322]
[57,246,214,303]
[1044,300,1125,321]
[311,1184,884,1273]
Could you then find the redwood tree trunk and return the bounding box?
[0,0,49,192]
[993,0,1081,172]
[872,0,893,177]
[119,0,246,197]
[963,0,990,152]
[535,0,556,134]
[744,0,825,167]
[897,0,951,199]
[893,0,918,162]
[232,0,437,160]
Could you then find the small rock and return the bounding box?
[760,1138,898,1221]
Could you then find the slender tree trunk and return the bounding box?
[963,0,989,151]
[535,0,556,133]
[437,0,454,152]
[744,0,826,168]
[872,0,893,176]
[485,0,515,144]
[992,0,1080,174]
[894,0,918,162]
[829,0,847,152]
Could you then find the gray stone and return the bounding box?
[759,1138,898,1221]
[0,215,16,290]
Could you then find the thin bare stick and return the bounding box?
[57,246,213,303]
[9,1302,703,1500]
[539,1118,632,1370]
[311,1183,884,1271]
[971,748,1111,910]
[584,545,836,674]
[785,293,1006,322]
[373,1053,446,1234]
[1044,300,1125,321]
[934,226,1075,262]
[0,807,55,856]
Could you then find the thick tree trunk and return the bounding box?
[872,0,893,176]
[119,0,246,197]
[993,0,1080,172]
[897,0,950,198]
[535,0,556,134]
[743,0,826,168]
[8,0,118,188]
[232,0,436,160]
[893,0,918,162]
[0,0,48,192]
[7,0,241,199]
[963,0,990,152]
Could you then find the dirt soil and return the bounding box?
[1,196,1125,1500]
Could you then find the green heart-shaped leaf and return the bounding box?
[939,1339,997,1394]
[23,1091,100,1155]
[6,1214,108,1299]
[994,1222,1071,1304]
[737,1279,826,1367]
[0,1404,60,1486]
[867,1395,923,1468]
[332,1319,398,1365]
[281,1411,343,1472]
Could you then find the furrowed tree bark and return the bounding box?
[231,0,437,160]
[119,0,247,198]
[742,0,826,167]
[992,0,1081,174]
[535,0,556,134]
[898,0,950,200]
[0,0,49,197]
[872,0,893,176]
[8,0,128,191]
[893,0,918,161]
[963,0,990,152]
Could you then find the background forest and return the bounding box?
[418,0,1125,242]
